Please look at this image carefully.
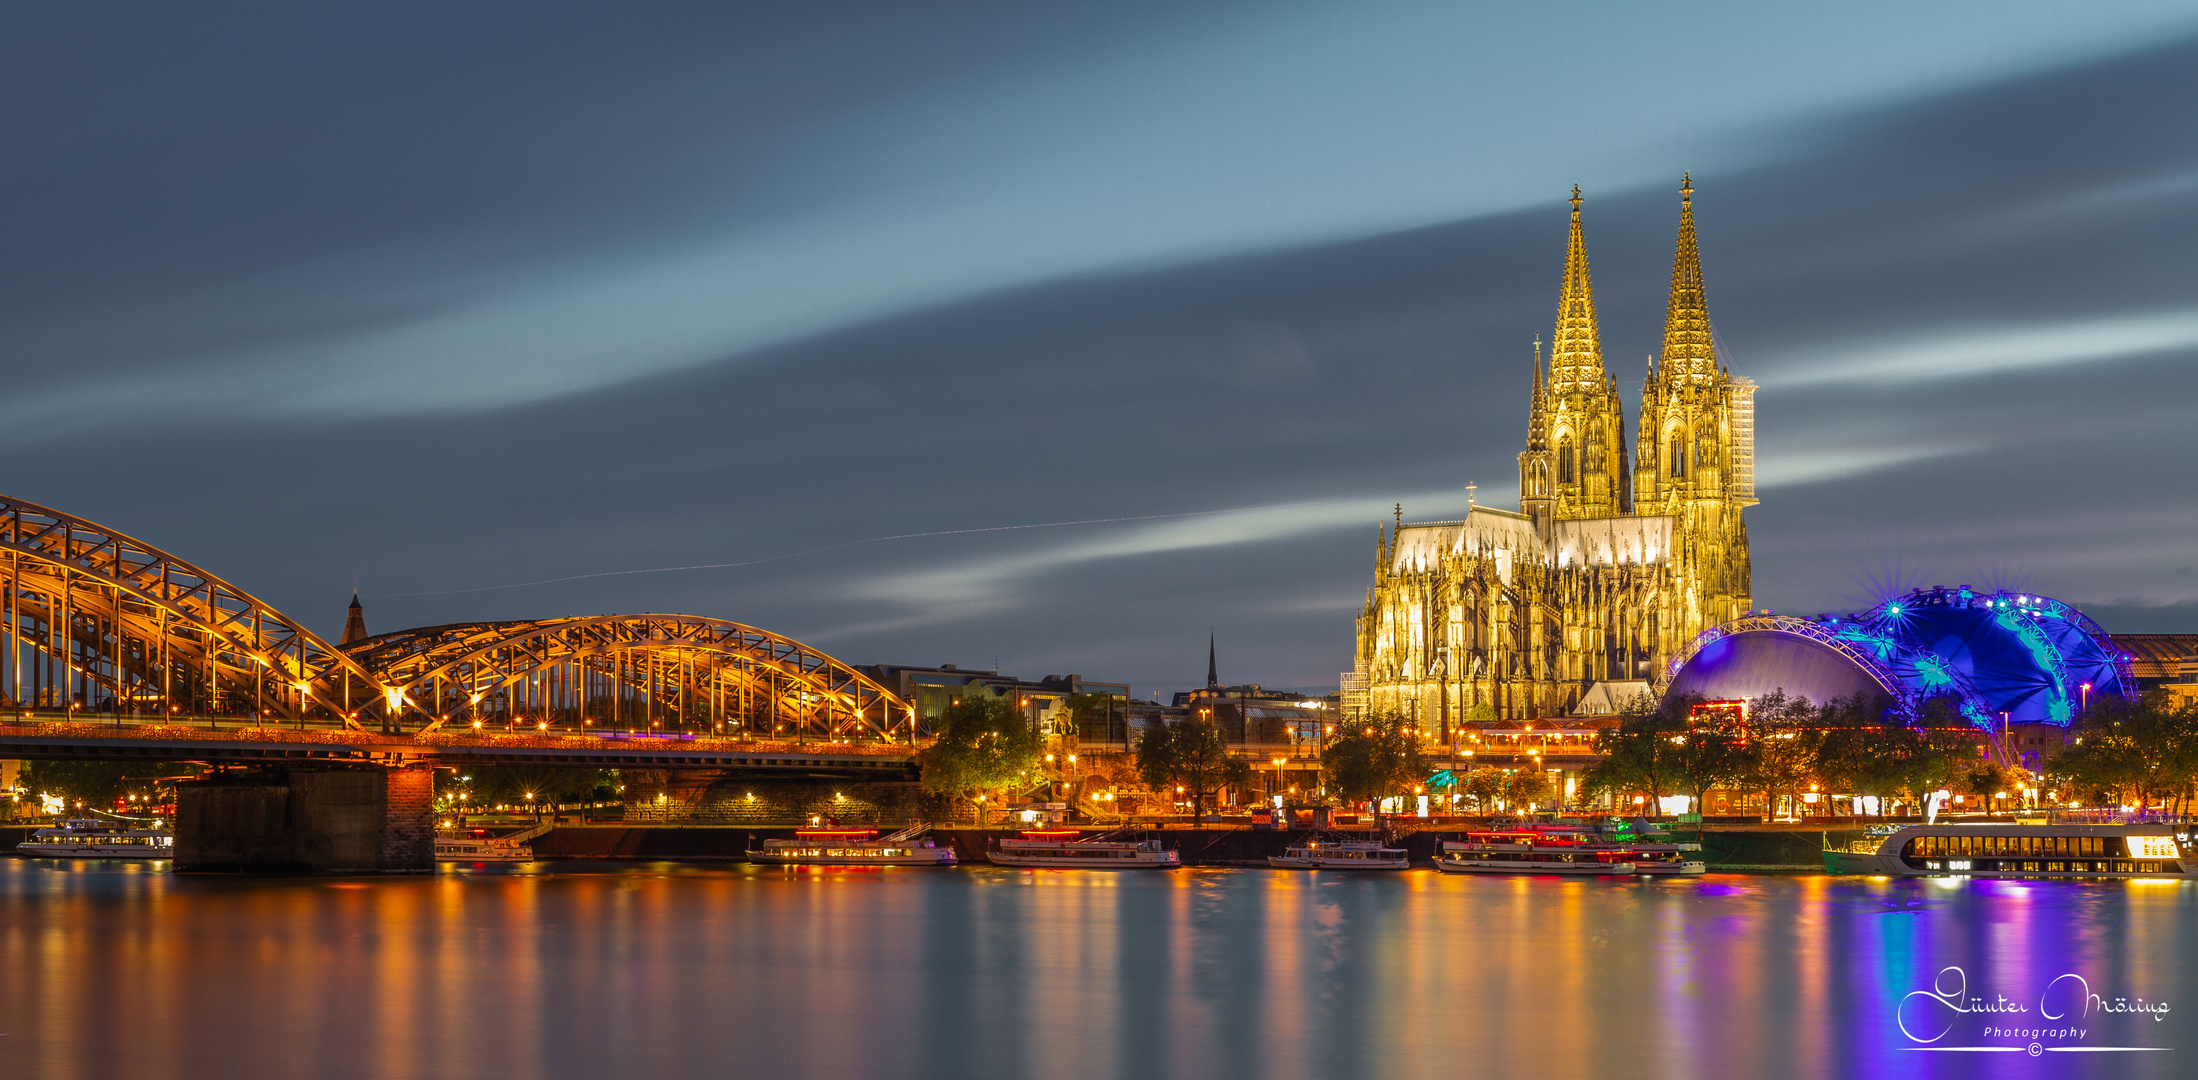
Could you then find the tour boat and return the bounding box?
[1507,824,1706,875]
[748,823,958,866]
[987,829,1180,869]
[435,827,536,862]
[1434,832,1636,875]
[17,818,174,859]
[1619,844,1708,875]
[1267,839,1410,870]
[1822,819,2196,878]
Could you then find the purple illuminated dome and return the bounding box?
[1665,586,2134,727]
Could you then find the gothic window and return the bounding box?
[1696,430,1713,472]
[1558,440,1574,484]
[1669,433,1687,478]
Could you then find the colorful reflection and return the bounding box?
[0,863,2191,1079]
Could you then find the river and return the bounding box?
[0,860,2191,1079]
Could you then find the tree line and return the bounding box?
[1580,688,2198,817]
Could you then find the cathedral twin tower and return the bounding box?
[1354,177,1755,727]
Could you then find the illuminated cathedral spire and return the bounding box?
[1657,173,1716,386]
[1548,185,1605,392]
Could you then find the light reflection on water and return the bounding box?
[0,861,2192,1080]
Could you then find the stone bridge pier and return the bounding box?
[174,764,434,873]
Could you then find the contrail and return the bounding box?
[314,500,1321,601]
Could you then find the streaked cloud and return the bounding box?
[1753,443,1979,489]
[846,491,1471,621]
[7,3,2197,433]
[1758,309,2198,389]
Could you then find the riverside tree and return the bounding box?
[1737,689,1820,818]
[1581,694,1691,812]
[1461,766,1507,813]
[1669,703,1751,815]
[1320,711,1426,819]
[1504,768,1556,812]
[916,688,1045,825]
[20,761,141,812]
[2047,691,2198,810]
[1135,714,1250,824]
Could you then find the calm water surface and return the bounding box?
[1,860,2193,1079]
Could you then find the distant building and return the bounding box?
[854,663,1130,734]
[1571,680,1653,717]
[2170,657,2198,710]
[2111,634,2198,694]
[1172,635,1334,745]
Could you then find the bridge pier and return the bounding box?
[174,764,434,873]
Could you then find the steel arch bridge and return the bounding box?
[343,615,912,739]
[1,495,908,739]
[1,495,386,726]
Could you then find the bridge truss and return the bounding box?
[1,495,387,727]
[1,495,909,740]
[343,615,913,740]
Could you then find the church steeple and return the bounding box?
[341,591,369,646]
[1207,633,1219,688]
[1530,186,1628,523]
[1549,185,1605,392]
[1658,173,1716,386]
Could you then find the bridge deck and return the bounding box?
[0,720,919,771]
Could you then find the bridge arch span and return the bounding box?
[344,614,912,740]
[0,495,385,726]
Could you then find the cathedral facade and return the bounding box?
[1352,178,1756,727]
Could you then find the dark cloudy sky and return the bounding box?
[6,2,2197,698]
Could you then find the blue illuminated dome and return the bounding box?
[1666,586,2135,728]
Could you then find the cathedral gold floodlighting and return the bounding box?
[1354,178,1755,726]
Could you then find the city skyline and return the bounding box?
[6,4,2197,698]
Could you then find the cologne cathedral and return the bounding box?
[1352,177,1756,726]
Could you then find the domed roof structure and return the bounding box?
[1667,586,2135,728]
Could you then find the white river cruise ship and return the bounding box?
[18,818,174,859]
[1823,816,2196,878]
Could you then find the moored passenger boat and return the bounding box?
[1616,844,1707,875]
[749,823,958,866]
[1434,832,1636,876]
[1823,819,2195,877]
[1267,839,1409,870]
[1514,823,1706,875]
[435,828,536,862]
[17,818,174,859]
[987,829,1180,869]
